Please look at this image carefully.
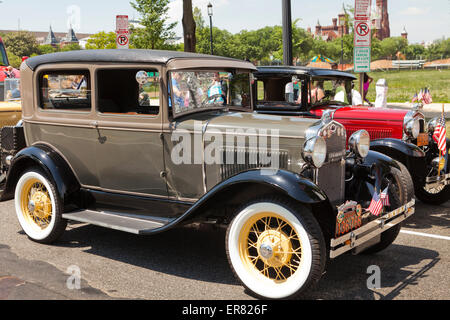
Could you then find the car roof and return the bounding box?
[255,65,357,80]
[25,49,256,71]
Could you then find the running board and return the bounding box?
[62,210,171,235]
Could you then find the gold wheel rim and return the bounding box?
[238,212,302,283]
[20,178,53,230]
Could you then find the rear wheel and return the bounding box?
[226,197,326,299]
[15,169,66,244]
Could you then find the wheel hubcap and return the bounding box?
[239,212,302,282]
[21,179,52,229]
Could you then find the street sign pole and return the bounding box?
[353,0,372,105]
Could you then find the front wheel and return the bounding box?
[226,198,326,299]
[15,169,67,244]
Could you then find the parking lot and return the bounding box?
[0,197,449,300]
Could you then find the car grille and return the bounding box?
[347,127,392,141]
[219,148,289,181]
[317,123,346,205]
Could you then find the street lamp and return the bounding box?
[207,2,214,55]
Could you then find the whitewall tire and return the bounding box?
[15,169,66,243]
[226,198,326,299]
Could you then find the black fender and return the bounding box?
[149,168,334,236]
[345,150,401,203]
[370,138,427,182]
[1,144,80,208]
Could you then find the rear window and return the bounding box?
[39,70,91,112]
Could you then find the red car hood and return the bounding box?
[311,105,407,122]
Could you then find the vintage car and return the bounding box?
[253,66,449,205]
[0,50,414,299]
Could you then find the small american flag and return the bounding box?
[368,190,383,216]
[423,88,433,105]
[433,116,447,154]
[380,186,390,207]
[411,92,418,103]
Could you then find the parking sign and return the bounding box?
[116,15,129,49]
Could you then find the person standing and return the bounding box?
[363,73,373,106]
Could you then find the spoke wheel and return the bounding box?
[15,169,66,243]
[20,179,53,230]
[226,198,326,299]
[239,213,302,283]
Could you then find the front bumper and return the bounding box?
[425,173,450,190]
[330,199,415,259]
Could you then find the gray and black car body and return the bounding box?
[0,50,414,299]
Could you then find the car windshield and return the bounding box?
[169,70,251,116]
[309,78,355,107]
[0,40,8,66]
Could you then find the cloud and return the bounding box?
[400,7,430,16]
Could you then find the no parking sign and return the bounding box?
[116,15,129,49]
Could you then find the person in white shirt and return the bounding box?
[334,81,362,106]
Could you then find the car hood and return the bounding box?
[311,105,408,122]
[174,110,318,140]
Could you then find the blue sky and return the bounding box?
[0,0,448,44]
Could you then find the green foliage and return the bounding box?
[60,43,82,52]
[6,50,22,68]
[3,31,39,57]
[86,32,117,50]
[38,44,58,55]
[130,0,177,49]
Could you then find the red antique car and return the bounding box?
[254,66,449,205]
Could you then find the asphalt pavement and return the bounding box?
[0,197,449,300]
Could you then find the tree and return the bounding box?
[182,0,196,52]
[60,43,82,52]
[6,50,22,68]
[85,32,117,50]
[39,44,58,55]
[3,31,39,57]
[130,0,177,49]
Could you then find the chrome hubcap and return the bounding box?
[259,243,273,259]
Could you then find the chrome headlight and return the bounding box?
[427,117,439,134]
[404,118,421,139]
[348,130,370,158]
[302,136,327,168]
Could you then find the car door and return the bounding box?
[24,65,99,187]
[92,66,167,198]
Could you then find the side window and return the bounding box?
[97,69,160,115]
[40,71,91,112]
[257,80,265,101]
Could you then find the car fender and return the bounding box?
[1,144,80,207]
[346,150,402,203]
[151,169,334,234]
[370,138,427,180]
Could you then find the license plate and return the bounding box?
[417,133,428,147]
[335,206,363,237]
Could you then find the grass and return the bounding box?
[365,69,450,103]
